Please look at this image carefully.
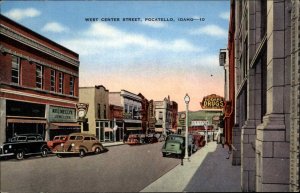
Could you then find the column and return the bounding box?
[256,1,291,191]
[0,98,6,144]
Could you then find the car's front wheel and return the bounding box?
[79,149,85,158]
[16,150,24,160]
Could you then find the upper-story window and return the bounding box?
[69,76,74,96]
[104,104,107,119]
[58,72,63,94]
[98,103,101,119]
[50,70,56,92]
[36,65,43,89]
[11,56,20,84]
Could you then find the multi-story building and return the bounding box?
[0,14,80,143]
[79,85,110,142]
[170,101,178,132]
[231,0,299,191]
[148,100,156,133]
[109,90,142,136]
[138,93,149,134]
[109,104,124,141]
[219,0,239,166]
[154,96,172,135]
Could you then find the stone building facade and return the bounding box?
[232,0,299,192]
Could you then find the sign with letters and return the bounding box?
[49,106,76,122]
[200,94,225,109]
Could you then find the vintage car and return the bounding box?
[161,134,196,158]
[126,134,144,145]
[0,134,50,160]
[53,133,108,158]
[144,133,158,144]
[47,135,68,151]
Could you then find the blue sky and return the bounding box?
[2,0,230,111]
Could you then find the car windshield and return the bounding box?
[54,136,60,140]
[167,135,184,143]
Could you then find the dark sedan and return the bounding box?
[0,134,50,160]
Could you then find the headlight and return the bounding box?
[8,145,12,149]
[0,145,2,149]
[5,150,8,153]
[71,143,75,147]
[60,143,64,147]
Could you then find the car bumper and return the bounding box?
[0,153,14,157]
[162,149,182,155]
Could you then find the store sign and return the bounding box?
[191,120,209,126]
[49,106,76,122]
[200,94,225,109]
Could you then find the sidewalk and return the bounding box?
[140,142,241,192]
[102,141,125,147]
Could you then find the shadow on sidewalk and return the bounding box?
[184,144,241,192]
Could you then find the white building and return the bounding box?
[109,90,142,135]
[154,96,172,135]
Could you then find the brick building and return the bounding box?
[228,0,299,192]
[0,14,80,143]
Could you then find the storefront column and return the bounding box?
[256,1,291,192]
[45,104,50,141]
[0,99,6,144]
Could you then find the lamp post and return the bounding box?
[184,93,190,159]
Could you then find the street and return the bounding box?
[0,142,180,192]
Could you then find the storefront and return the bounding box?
[95,120,110,142]
[5,100,46,141]
[124,120,142,135]
[48,105,80,140]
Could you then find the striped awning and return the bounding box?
[155,128,163,133]
[7,118,47,124]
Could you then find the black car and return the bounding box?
[0,134,50,160]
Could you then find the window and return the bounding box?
[98,104,101,119]
[75,136,83,140]
[84,137,91,140]
[58,72,63,93]
[50,70,56,92]
[36,65,43,89]
[27,136,36,141]
[104,104,107,119]
[69,76,74,96]
[125,104,128,113]
[11,56,20,84]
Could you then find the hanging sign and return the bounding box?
[200,94,225,109]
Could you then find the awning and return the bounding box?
[105,127,113,132]
[7,118,47,124]
[126,127,142,131]
[49,122,80,130]
[155,128,163,133]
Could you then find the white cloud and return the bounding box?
[189,25,227,38]
[141,20,167,28]
[219,11,230,20]
[62,22,203,55]
[4,8,41,21]
[42,22,69,33]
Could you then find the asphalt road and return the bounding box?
[0,142,180,192]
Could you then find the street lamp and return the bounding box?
[184,93,190,159]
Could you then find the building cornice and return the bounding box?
[0,24,79,67]
[0,45,78,77]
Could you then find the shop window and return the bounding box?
[70,76,74,96]
[50,70,56,92]
[58,72,64,94]
[11,56,20,84]
[36,65,43,89]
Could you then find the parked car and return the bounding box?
[127,134,144,145]
[53,133,107,158]
[47,135,68,152]
[161,134,196,158]
[144,133,158,144]
[0,134,50,160]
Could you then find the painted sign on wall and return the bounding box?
[49,106,76,122]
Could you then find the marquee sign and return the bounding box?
[200,94,225,109]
